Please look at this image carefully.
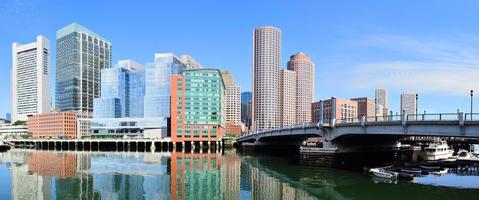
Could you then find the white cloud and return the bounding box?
[344,34,479,95]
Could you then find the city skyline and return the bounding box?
[2,1,479,117]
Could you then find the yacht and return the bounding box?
[422,140,453,161]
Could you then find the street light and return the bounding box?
[415,94,418,115]
[471,90,474,120]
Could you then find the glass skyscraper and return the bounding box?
[93,60,144,118]
[56,23,112,137]
[144,53,185,118]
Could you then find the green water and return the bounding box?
[0,149,477,200]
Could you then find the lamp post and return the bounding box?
[471,90,474,120]
[415,94,418,115]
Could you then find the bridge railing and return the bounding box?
[465,113,479,121]
[406,113,459,121]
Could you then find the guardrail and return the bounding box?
[240,112,476,137]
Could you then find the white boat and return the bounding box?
[369,168,398,180]
[422,140,453,161]
[430,168,448,176]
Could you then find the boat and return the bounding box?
[400,168,422,174]
[430,168,448,176]
[419,165,441,170]
[369,168,398,180]
[422,140,453,161]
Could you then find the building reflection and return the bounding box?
[4,149,316,200]
[28,152,77,178]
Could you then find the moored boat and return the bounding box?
[369,168,398,180]
[422,140,453,161]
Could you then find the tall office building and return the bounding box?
[56,23,112,137]
[170,69,226,142]
[287,52,314,123]
[93,60,144,118]
[280,69,296,127]
[375,88,388,117]
[221,71,241,124]
[179,54,203,69]
[144,53,185,118]
[241,92,252,130]
[252,26,281,131]
[401,92,417,117]
[11,35,51,121]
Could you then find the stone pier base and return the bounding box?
[300,147,337,167]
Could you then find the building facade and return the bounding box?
[144,53,185,118]
[287,52,314,124]
[280,69,296,127]
[55,23,112,137]
[350,97,375,119]
[221,71,241,124]
[375,88,388,117]
[28,112,77,139]
[170,69,226,142]
[252,26,281,131]
[11,35,51,121]
[313,97,358,122]
[241,92,252,130]
[401,92,417,117]
[93,60,145,118]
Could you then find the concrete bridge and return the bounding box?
[237,112,479,153]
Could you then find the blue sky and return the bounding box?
[1,0,479,117]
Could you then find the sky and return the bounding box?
[1,0,479,117]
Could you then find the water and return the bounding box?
[0,149,478,200]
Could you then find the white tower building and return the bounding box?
[11,35,51,121]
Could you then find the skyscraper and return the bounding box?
[287,52,314,123]
[241,92,252,130]
[401,92,417,117]
[375,88,388,117]
[56,23,112,137]
[144,53,185,118]
[280,69,296,127]
[93,60,144,118]
[252,26,281,131]
[221,71,241,124]
[11,35,51,121]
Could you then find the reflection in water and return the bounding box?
[1,149,478,200]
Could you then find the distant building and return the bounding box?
[0,124,28,138]
[144,53,185,118]
[241,92,252,130]
[179,54,203,69]
[6,113,11,122]
[280,69,296,127]
[28,112,77,139]
[56,23,112,137]
[170,69,225,142]
[93,60,145,118]
[375,88,388,117]
[312,97,358,122]
[89,117,167,138]
[253,26,281,131]
[287,52,314,124]
[11,35,51,121]
[401,92,417,117]
[311,101,321,122]
[221,71,241,124]
[350,97,375,119]
[225,122,242,136]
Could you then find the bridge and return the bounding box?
[237,112,479,153]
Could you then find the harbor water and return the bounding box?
[0,149,478,200]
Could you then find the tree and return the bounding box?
[13,120,26,126]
